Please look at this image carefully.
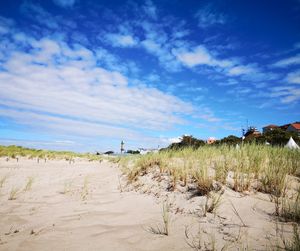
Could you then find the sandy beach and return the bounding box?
[0,157,296,250]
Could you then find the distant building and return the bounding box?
[262,124,278,133]
[287,122,300,136]
[280,123,291,131]
[207,137,216,144]
[120,140,125,154]
[138,148,159,155]
[244,126,261,139]
[262,122,300,136]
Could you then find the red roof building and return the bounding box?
[262,122,300,136]
[287,123,300,136]
[207,137,216,144]
[262,124,278,133]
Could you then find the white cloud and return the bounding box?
[175,46,213,67]
[270,86,300,103]
[257,85,300,105]
[94,47,137,74]
[0,34,195,145]
[193,107,222,123]
[0,108,144,140]
[175,45,261,78]
[142,39,160,52]
[273,54,300,67]
[174,45,233,69]
[198,114,221,122]
[99,13,185,72]
[106,34,138,47]
[227,65,256,76]
[140,37,180,72]
[286,70,300,84]
[217,79,238,86]
[52,0,77,8]
[168,137,182,144]
[0,138,79,151]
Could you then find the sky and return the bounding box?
[0,0,300,152]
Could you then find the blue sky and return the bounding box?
[0,0,300,152]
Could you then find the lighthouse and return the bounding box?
[120,140,125,154]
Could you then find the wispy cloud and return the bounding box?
[286,70,300,84]
[195,4,227,28]
[0,16,14,34]
[21,2,77,30]
[227,65,256,76]
[193,107,222,123]
[1,0,298,151]
[174,45,262,79]
[0,29,195,145]
[143,0,157,19]
[21,2,59,29]
[272,54,300,67]
[270,85,300,103]
[217,79,238,86]
[254,84,300,105]
[0,138,79,151]
[174,45,233,68]
[105,33,138,47]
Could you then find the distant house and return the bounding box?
[138,148,158,155]
[206,137,216,144]
[244,127,261,139]
[262,124,278,133]
[280,123,291,131]
[287,122,300,136]
[262,122,300,136]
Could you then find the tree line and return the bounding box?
[164,128,300,150]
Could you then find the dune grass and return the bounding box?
[0,145,103,161]
[148,202,171,236]
[203,190,223,217]
[24,176,35,191]
[120,144,299,249]
[280,187,300,223]
[61,180,73,194]
[0,175,8,188]
[81,176,89,200]
[122,145,299,189]
[282,225,300,251]
[8,187,19,200]
[120,144,300,222]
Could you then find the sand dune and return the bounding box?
[0,158,295,250]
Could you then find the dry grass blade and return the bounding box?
[81,176,89,200]
[203,191,223,216]
[0,175,8,188]
[24,176,34,191]
[147,202,170,236]
[280,186,300,223]
[282,225,300,251]
[8,187,19,200]
[61,180,73,194]
[228,199,247,227]
[184,226,202,251]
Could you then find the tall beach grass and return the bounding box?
[0,145,103,161]
[120,144,300,222]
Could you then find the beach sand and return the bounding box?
[0,158,295,250]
